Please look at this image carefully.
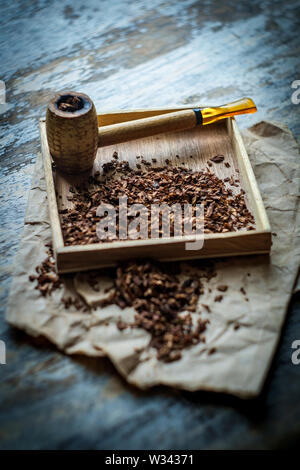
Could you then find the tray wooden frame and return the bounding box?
[39,109,271,273]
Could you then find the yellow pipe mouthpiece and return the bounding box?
[200,97,257,125]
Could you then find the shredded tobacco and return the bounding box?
[29,247,88,311]
[60,158,255,245]
[29,156,253,363]
[210,155,225,163]
[57,95,83,112]
[98,259,216,362]
[217,285,228,292]
[29,245,61,296]
[29,249,221,362]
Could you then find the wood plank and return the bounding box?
[2,0,299,452]
[227,119,271,232]
[56,231,271,273]
[39,119,64,252]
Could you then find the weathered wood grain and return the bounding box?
[1,0,300,450]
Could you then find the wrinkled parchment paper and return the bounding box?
[6,121,300,398]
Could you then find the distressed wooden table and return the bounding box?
[1,0,300,450]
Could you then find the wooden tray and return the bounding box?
[39,113,271,273]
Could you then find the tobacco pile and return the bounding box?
[29,245,220,362]
[57,95,83,112]
[29,245,61,295]
[60,157,255,245]
[99,259,216,362]
[29,246,88,311]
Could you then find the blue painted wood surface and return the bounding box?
[0,0,300,449]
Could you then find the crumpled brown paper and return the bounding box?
[6,121,300,398]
